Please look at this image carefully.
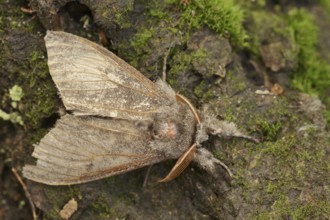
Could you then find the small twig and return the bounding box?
[162,48,171,82]
[235,134,260,144]
[143,165,153,188]
[21,7,36,14]
[11,167,37,220]
[249,60,271,88]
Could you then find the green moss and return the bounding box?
[90,195,115,218]
[116,0,248,103]
[236,0,266,9]
[240,5,330,124]
[255,195,330,220]
[130,28,154,51]
[127,27,154,66]
[1,5,38,33]
[43,187,74,219]
[261,135,296,158]
[238,97,286,134]
[324,110,330,125]
[255,120,282,141]
[115,2,134,28]
[193,80,213,101]
[169,0,247,47]
[148,0,171,21]
[237,81,247,91]
[288,9,330,105]
[249,127,327,215]
[191,48,208,62]
[247,131,329,219]
[223,108,236,122]
[167,50,192,86]
[20,50,57,130]
[89,190,136,219]
[1,40,57,138]
[245,11,298,61]
[100,1,133,29]
[68,186,83,201]
[41,186,84,219]
[224,87,330,218]
[320,0,330,16]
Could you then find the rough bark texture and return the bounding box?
[1,0,329,219]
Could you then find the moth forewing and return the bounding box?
[44,31,177,120]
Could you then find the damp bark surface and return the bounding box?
[1,0,329,219]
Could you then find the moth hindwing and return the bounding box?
[23,31,198,185]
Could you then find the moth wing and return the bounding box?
[45,31,175,120]
[23,115,164,185]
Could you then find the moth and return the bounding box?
[23,31,257,185]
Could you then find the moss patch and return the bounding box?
[118,0,248,92]
[254,195,330,220]
[245,10,299,71]
[167,0,247,47]
[288,9,330,105]
[21,50,58,130]
[0,1,58,135]
[242,4,330,123]
[90,195,116,218]
[231,94,328,219]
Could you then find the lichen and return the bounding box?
[9,85,23,102]
[0,110,23,125]
[0,85,24,125]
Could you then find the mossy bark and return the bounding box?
[1,0,329,219]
